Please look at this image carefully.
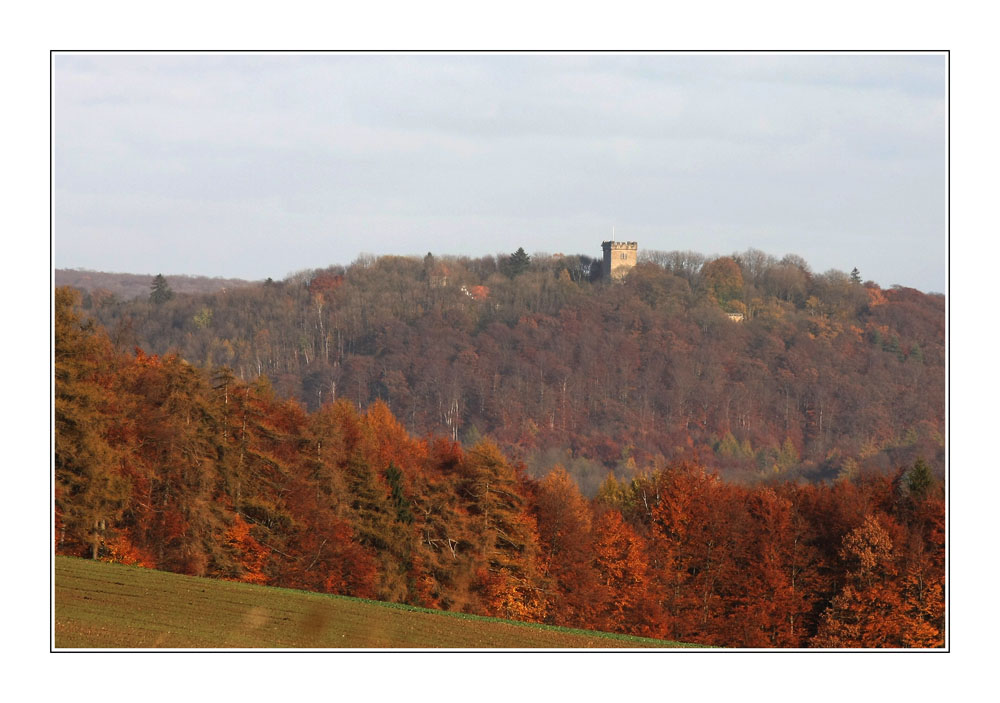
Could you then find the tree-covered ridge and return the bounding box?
[55,288,945,647]
[73,248,944,490]
[55,268,256,301]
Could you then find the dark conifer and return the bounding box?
[150,274,174,304]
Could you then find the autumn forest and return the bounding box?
[54,247,945,647]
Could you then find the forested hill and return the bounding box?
[54,284,945,647]
[70,248,945,492]
[55,269,257,301]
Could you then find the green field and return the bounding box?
[54,556,694,649]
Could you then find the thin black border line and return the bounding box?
[50,48,950,653]
[50,49,951,54]
[50,48,55,654]
[945,47,950,654]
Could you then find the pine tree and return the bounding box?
[384,463,415,524]
[905,458,934,500]
[506,248,531,278]
[150,274,174,304]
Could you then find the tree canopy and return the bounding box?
[53,291,945,646]
[69,248,944,491]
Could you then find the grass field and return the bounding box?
[54,556,695,649]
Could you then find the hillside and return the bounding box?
[55,284,945,648]
[55,557,685,648]
[74,248,945,490]
[55,269,257,301]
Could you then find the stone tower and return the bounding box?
[601,240,638,279]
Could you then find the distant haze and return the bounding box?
[53,53,946,293]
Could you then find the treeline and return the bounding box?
[73,248,945,491]
[55,269,256,302]
[55,288,944,647]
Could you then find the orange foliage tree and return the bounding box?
[533,466,603,627]
[813,513,942,647]
[54,288,944,646]
[592,509,663,638]
[462,441,548,622]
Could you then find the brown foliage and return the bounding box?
[54,288,945,647]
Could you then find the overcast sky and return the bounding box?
[53,52,947,292]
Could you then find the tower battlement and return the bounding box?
[601,240,638,279]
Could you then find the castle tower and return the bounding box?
[601,240,638,279]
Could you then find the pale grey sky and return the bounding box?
[53,52,947,292]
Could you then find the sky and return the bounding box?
[52,52,947,292]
